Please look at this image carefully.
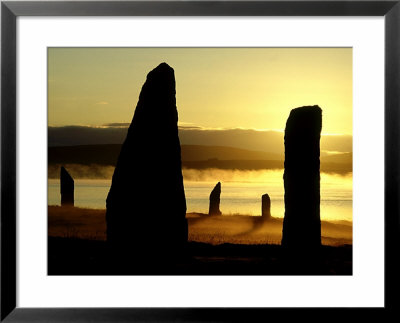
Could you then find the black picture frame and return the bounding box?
[1,0,399,321]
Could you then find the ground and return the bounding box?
[48,206,352,275]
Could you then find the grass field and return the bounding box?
[48,206,352,275]
[48,206,352,246]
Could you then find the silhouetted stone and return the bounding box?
[261,193,271,219]
[209,182,222,215]
[281,106,322,249]
[60,166,74,206]
[106,63,187,257]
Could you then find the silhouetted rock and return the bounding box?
[60,166,74,206]
[261,193,271,219]
[106,63,187,258]
[282,106,322,249]
[209,182,222,215]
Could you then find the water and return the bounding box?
[48,169,352,222]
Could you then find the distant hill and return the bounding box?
[48,125,352,155]
[180,145,282,161]
[49,144,121,166]
[48,144,352,174]
[321,152,352,164]
[48,144,282,165]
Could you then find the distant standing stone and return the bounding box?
[60,166,74,206]
[281,105,322,249]
[261,193,271,219]
[209,182,222,215]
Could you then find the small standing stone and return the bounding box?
[261,193,271,219]
[209,182,222,215]
[60,166,74,206]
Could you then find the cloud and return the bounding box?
[102,123,130,128]
[178,125,203,130]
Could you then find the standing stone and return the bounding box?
[106,63,187,256]
[261,193,271,219]
[60,166,74,206]
[209,182,222,215]
[281,106,322,249]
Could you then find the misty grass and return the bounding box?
[48,206,352,246]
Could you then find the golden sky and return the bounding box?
[48,48,352,135]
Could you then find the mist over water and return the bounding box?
[48,168,352,222]
[48,164,115,179]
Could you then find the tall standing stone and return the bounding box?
[60,166,74,206]
[209,182,222,215]
[281,106,322,249]
[106,63,187,256]
[261,193,271,219]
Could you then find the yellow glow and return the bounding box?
[48,48,352,135]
